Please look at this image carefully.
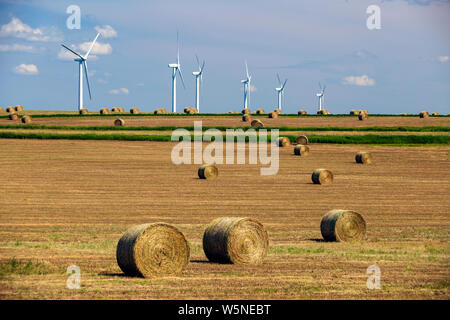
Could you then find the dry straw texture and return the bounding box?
[242,114,251,122]
[251,119,264,128]
[320,209,366,242]
[255,109,265,114]
[130,108,140,114]
[419,111,429,118]
[79,109,89,115]
[242,108,251,114]
[298,110,307,115]
[21,115,32,124]
[317,109,330,115]
[114,118,125,126]
[296,135,309,145]
[100,108,110,115]
[198,164,219,179]
[203,217,269,265]
[355,151,372,164]
[268,112,278,119]
[8,113,19,120]
[312,168,334,185]
[277,136,291,147]
[15,105,23,112]
[116,223,190,278]
[294,145,310,156]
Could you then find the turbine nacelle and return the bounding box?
[169,63,180,68]
[193,71,201,76]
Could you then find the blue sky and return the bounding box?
[0,0,449,113]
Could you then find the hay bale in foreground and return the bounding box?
[79,109,88,115]
[130,108,140,114]
[242,108,251,114]
[198,164,218,179]
[355,151,372,164]
[255,109,265,114]
[268,112,278,119]
[114,118,125,126]
[251,119,264,128]
[358,113,368,121]
[21,115,32,124]
[320,209,366,242]
[8,113,19,120]
[203,217,269,265]
[6,106,15,113]
[294,145,309,156]
[242,114,251,122]
[296,135,308,145]
[298,110,307,115]
[312,168,333,185]
[100,108,110,115]
[15,105,23,112]
[277,136,291,147]
[116,223,190,278]
[419,111,429,118]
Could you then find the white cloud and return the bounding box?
[438,56,449,63]
[0,17,61,42]
[109,88,129,95]
[13,63,39,75]
[78,41,112,55]
[342,75,375,86]
[0,43,35,52]
[94,25,117,38]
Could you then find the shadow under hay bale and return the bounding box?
[312,168,333,185]
[198,164,218,179]
[355,151,372,164]
[116,223,190,278]
[320,209,366,242]
[203,217,269,265]
[294,145,309,156]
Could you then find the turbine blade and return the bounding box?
[277,73,281,86]
[282,79,288,90]
[323,85,326,93]
[178,67,186,89]
[84,32,100,59]
[319,82,322,90]
[83,61,92,100]
[195,54,200,70]
[200,60,205,73]
[177,31,180,65]
[61,44,84,59]
[245,61,249,79]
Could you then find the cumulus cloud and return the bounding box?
[13,63,39,75]
[94,25,117,38]
[0,17,61,42]
[438,56,449,63]
[109,88,129,95]
[342,75,375,86]
[0,43,35,52]
[78,41,112,55]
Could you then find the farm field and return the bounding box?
[0,135,449,299]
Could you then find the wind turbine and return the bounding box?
[241,61,252,109]
[316,82,326,111]
[61,33,100,111]
[168,32,186,113]
[275,74,288,111]
[192,55,205,112]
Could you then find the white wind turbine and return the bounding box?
[61,33,100,111]
[241,61,252,109]
[168,33,186,113]
[192,55,205,112]
[275,74,288,111]
[316,82,326,111]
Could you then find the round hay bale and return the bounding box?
[15,105,23,112]
[79,109,89,115]
[400,113,408,116]
[317,109,329,115]
[277,136,291,147]
[203,217,269,265]
[311,168,333,185]
[251,119,264,128]
[21,115,32,124]
[111,107,120,112]
[355,151,372,164]
[431,112,439,116]
[242,114,251,122]
[268,112,278,119]
[154,109,165,115]
[130,108,140,114]
[100,108,110,115]
[298,110,307,115]
[255,109,265,114]
[358,113,368,121]
[8,113,19,120]
[114,118,125,126]
[184,107,192,113]
[187,108,197,115]
[294,145,310,156]
[320,209,366,242]
[116,223,190,278]
[274,109,281,114]
[6,106,15,113]
[242,108,251,114]
[349,110,359,115]
[419,111,429,118]
[296,135,308,145]
[198,164,218,179]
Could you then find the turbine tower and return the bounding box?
[61,33,100,111]
[192,55,205,112]
[275,74,288,111]
[316,82,326,111]
[241,61,251,109]
[168,33,185,113]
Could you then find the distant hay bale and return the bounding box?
[111,107,121,112]
[203,217,269,265]
[130,108,140,114]
[21,115,32,124]
[317,109,329,115]
[268,112,278,119]
[355,151,372,164]
[277,136,291,147]
[242,114,251,122]
[6,106,15,113]
[15,105,23,112]
[294,145,309,156]
[312,168,333,185]
[400,113,408,116]
[116,223,190,278]
[349,110,359,115]
[255,109,265,114]
[228,110,239,114]
[114,118,125,126]
[274,109,281,114]
[298,110,307,115]
[296,135,308,145]
[198,164,219,179]
[419,111,429,118]
[79,109,88,115]
[186,108,198,114]
[431,112,439,116]
[154,109,166,114]
[358,113,368,121]
[8,113,19,120]
[100,108,110,115]
[320,209,366,242]
[242,108,251,114]
[251,119,264,128]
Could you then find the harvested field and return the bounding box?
[0,139,449,299]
